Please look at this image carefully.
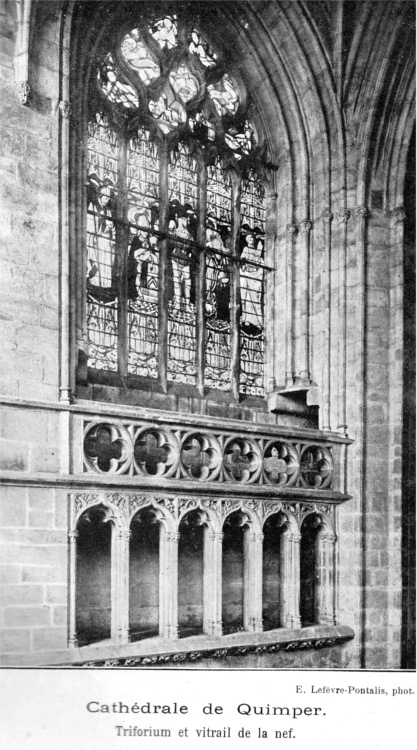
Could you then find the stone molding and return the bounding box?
[74,626,354,667]
[69,491,337,536]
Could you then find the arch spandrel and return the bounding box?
[178,498,222,533]
[262,505,300,536]
[300,506,335,536]
[72,493,128,531]
[129,496,177,533]
[222,501,263,534]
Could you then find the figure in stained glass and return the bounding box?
[169,202,195,308]
[86,173,117,289]
[169,62,200,104]
[149,91,186,132]
[208,74,239,117]
[225,120,255,156]
[240,230,264,333]
[150,16,177,49]
[121,30,160,85]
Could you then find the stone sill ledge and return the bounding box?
[0,396,352,444]
[0,471,350,502]
[69,625,354,667]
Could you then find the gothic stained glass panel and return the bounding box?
[167,143,198,385]
[86,115,119,371]
[225,119,256,158]
[127,128,160,378]
[239,172,266,396]
[86,300,118,371]
[148,84,187,134]
[149,15,178,49]
[98,54,139,109]
[189,28,217,68]
[169,62,200,105]
[208,74,239,117]
[205,159,232,390]
[121,29,160,85]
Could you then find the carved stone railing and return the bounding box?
[79,417,340,493]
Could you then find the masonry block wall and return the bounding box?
[0,0,415,668]
[0,486,68,662]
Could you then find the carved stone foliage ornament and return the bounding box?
[76,630,353,667]
[81,419,335,490]
[70,492,336,536]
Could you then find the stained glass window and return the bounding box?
[84,7,268,398]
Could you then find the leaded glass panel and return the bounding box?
[208,74,239,117]
[167,144,198,385]
[205,160,232,390]
[127,128,160,378]
[189,28,217,68]
[239,173,266,396]
[121,29,160,85]
[150,15,177,49]
[86,115,119,371]
[86,300,118,371]
[98,54,139,108]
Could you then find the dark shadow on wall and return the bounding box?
[129,509,160,642]
[76,507,112,646]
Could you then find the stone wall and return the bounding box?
[0,485,68,662]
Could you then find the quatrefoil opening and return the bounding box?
[180,433,222,481]
[223,437,261,483]
[263,440,299,486]
[300,446,332,489]
[133,428,178,477]
[83,423,132,474]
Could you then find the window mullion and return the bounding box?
[195,158,206,397]
[230,174,242,401]
[116,135,128,380]
[158,143,169,392]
